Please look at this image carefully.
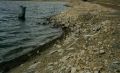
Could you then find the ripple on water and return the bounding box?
[0,1,67,64]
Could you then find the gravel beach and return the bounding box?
[9,0,120,73]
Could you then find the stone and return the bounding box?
[113,61,120,64]
[109,61,120,73]
[20,64,24,67]
[94,71,100,73]
[86,72,91,73]
[101,20,111,25]
[56,45,61,48]
[24,62,40,73]
[80,50,85,55]
[99,50,105,54]
[67,47,74,51]
[71,67,77,73]
[47,66,53,70]
[60,56,70,62]
[48,63,54,66]
[28,62,40,70]
[27,53,31,57]
[58,49,64,55]
[54,62,58,65]
[93,25,101,32]
[35,71,39,73]
[79,71,84,73]
[93,66,103,71]
[25,70,35,73]
[57,49,64,53]
[37,50,40,54]
[49,50,57,55]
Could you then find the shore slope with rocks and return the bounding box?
[9,1,120,73]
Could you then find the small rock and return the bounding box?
[79,71,84,73]
[93,66,103,71]
[98,42,102,45]
[99,50,105,54]
[27,53,31,57]
[80,50,85,55]
[25,62,40,73]
[93,25,101,32]
[54,62,58,65]
[47,66,53,70]
[56,45,61,48]
[60,56,70,62]
[101,20,111,25]
[37,50,40,54]
[109,61,120,73]
[113,61,120,64]
[25,70,35,73]
[28,62,40,70]
[86,72,91,73]
[94,70,100,73]
[35,71,39,73]
[49,50,57,55]
[71,67,76,73]
[67,47,74,51]
[58,49,64,55]
[57,49,64,53]
[20,64,24,67]
[48,63,54,66]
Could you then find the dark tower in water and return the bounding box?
[18,6,26,20]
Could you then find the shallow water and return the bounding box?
[0,1,66,64]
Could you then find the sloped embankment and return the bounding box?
[9,1,120,73]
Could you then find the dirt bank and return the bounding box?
[9,1,120,73]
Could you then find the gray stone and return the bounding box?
[71,67,77,73]
[94,71,100,73]
[25,62,40,73]
[109,61,120,73]
[67,47,74,51]
[99,50,105,54]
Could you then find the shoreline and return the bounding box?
[0,14,69,72]
[0,30,63,73]
[0,1,68,73]
[9,1,120,73]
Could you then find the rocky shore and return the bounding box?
[9,1,120,73]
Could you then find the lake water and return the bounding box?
[0,1,66,65]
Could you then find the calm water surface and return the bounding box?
[0,1,67,64]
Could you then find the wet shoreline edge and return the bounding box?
[0,13,70,73]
